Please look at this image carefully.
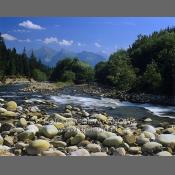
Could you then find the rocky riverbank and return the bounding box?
[76,84,175,106]
[0,98,175,156]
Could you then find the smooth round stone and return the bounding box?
[143,125,156,133]
[86,144,101,153]
[113,147,126,156]
[97,131,116,141]
[52,114,68,122]
[88,119,98,125]
[18,131,35,141]
[30,106,40,112]
[70,132,85,145]
[27,139,50,155]
[42,125,58,138]
[156,151,172,156]
[70,148,90,156]
[78,140,91,147]
[17,106,23,111]
[0,107,7,113]
[144,118,152,122]
[124,134,136,145]
[92,114,107,122]
[26,125,39,134]
[163,128,175,134]
[143,131,155,140]
[42,150,66,156]
[142,142,162,153]
[1,111,17,117]
[85,127,104,139]
[6,101,17,111]
[66,146,78,153]
[136,134,150,145]
[157,134,175,145]
[64,126,80,139]
[91,152,108,156]
[54,122,64,129]
[19,118,27,127]
[3,135,14,147]
[10,127,24,133]
[128,147,141,154]
[103,136,123,147]
[51,141,67,148]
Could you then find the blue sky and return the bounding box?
[1,17,175,55]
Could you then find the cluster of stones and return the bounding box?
[0,98,175,156]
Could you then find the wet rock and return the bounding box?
[41,125,58,138]
[86,143,101,153]
[6,101,17,111]
[27,139,50,155]
[70,148,90,156]
[156,151,172,156]
[70,132,85,145]
[144,118,152,122]
[157,134,175,146]
[103,136,123,147]
[142,142,162,153]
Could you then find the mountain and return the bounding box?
[28,47,107,67]
[27,46,57,66]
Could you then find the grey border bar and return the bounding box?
[0,0,175,16]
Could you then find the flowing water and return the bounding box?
[0,84,175,120]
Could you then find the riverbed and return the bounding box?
[0,84,175,122]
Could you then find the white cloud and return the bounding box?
[77,42,82,46]
[59,39,74,46]
[18,38,31,43]
[94,42,101,48]
[19,20,45,30]
[2,33,17,41]
[43,37,58,44]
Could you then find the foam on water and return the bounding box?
[51,94,175,118]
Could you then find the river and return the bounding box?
[0,84,175,121]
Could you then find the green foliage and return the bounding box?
[32,69,47,82]
[95,50,136,91]
[50,58,94,83]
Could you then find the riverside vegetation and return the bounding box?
[0,27,175,156]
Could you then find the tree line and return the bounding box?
[0,33,51,81]
[0,27,175,96]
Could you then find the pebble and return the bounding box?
[70,148,90,156]
[103,136,123,147]
[41,125,58,138]
[157,134,175,145]
[156,151,172,156]
[86,143,101,153]
[70,132,85,145]
[6,101,17,111]
[42,150,66,156]
[142,142,162,153]
[91,152,108,156]
[113,147,126,156]
[143,125,156,134]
